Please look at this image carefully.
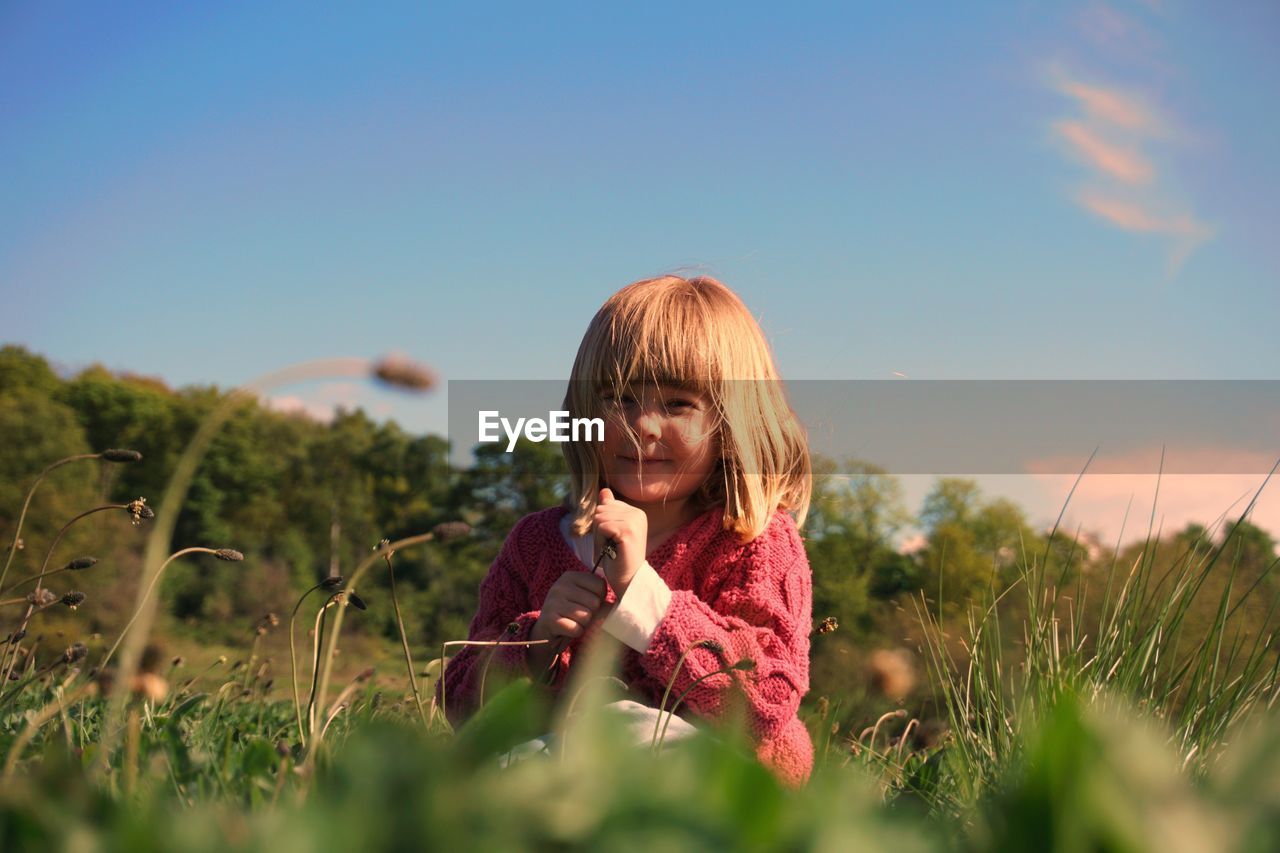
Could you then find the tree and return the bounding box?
[916,478,1042,607]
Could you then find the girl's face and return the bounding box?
[599,383,719,511]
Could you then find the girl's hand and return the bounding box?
[528,571,608,674]
[593,487,648,597]
[530,572,608,644]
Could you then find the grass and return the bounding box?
[3,377,1280,848]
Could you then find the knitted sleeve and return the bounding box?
[434,515,555,727]
[637,512,812,742]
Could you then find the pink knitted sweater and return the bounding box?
[436,504,815,787]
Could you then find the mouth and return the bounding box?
[620,455,672,464]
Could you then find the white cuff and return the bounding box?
[602,560,672,654]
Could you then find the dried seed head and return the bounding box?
[214,548,244,562]
[371,355,436,392]
[27,588,57,608]
[61,591,87,609]
[99,449,143,463]
[171,656,185,668]
[61,642,88,665]
[815,696,830,719]
[347,592,368,611]
[126,497,154,524]
[275,740,291,758]
[815,616,839,635]
[504,622,522,636]
[432,521,472,542]
[216,655,228,665]
[64,556,98,572]
[4,629,26,644]
[695,639,726,656]
[355,667,375,682]
[320,575,344,590]
[730,659,756,672]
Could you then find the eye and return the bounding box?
[665,397,696,412]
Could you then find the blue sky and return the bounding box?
[2,2,1277,539]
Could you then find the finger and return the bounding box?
[564,572,607,596]
[553,617,586,638]
[562,591,603,612]
[562,606,594,624]
[599,487,613,504]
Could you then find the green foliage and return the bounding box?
[917,478,1043,606]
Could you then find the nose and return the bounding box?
[632,405,663,442]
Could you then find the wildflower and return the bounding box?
[27,588,57,608]
[867,649,916,701]
[371,355,436,392]
[214,548,244,561]
[64,556,98,572]
[432,521,472,542]
[815,616,839,635]
[99,449,143,463]
[61,642,88,665]
[126,497,154,524]
[61,591,87,609]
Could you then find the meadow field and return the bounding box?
[2,346,1279,851]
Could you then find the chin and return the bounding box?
[608,478,693,506]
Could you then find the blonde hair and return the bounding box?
[561,275,811,542]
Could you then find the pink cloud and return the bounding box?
[1025,445,1280,547]
[1056,79,1158,134]
[262,394,336,423]
[1074,189,1215,273]
[1055,120,1154,184]
[1030,472,1280,550]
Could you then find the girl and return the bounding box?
[436,275,814,787]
